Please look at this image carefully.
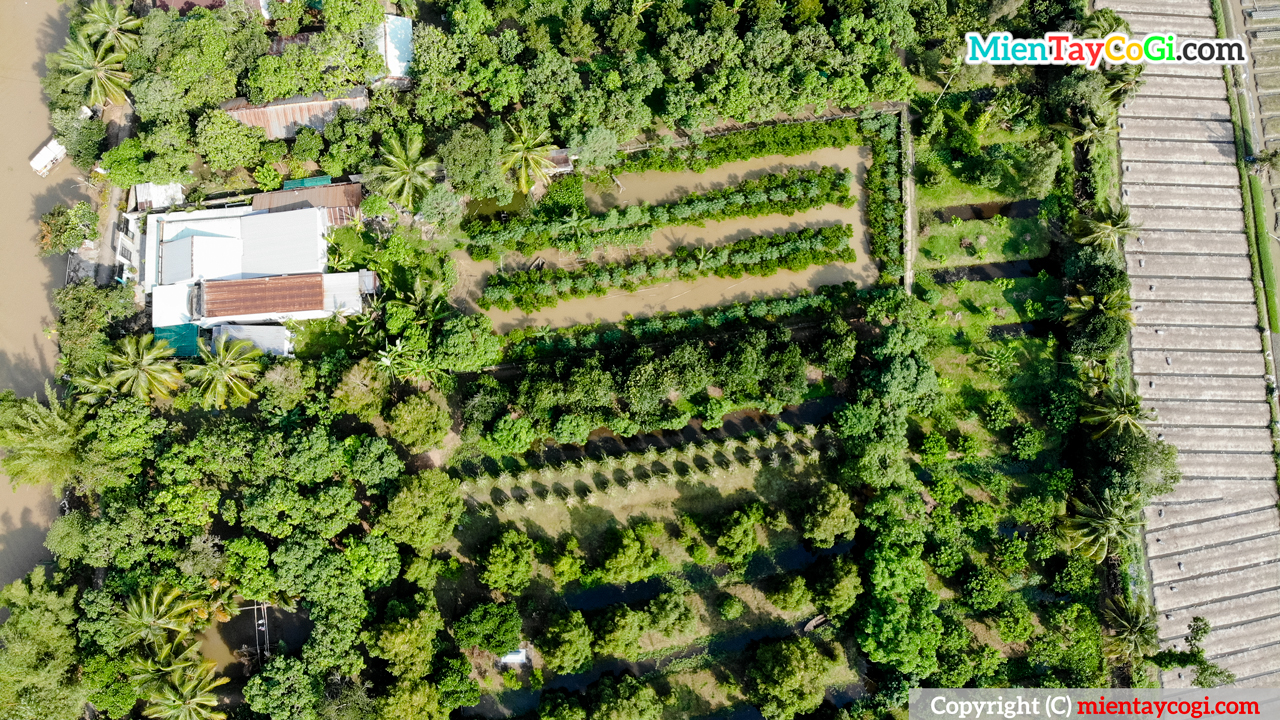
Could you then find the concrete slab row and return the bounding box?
[1096,0,1212,17]
[1146,425,1274,452]
[1121,161,1240,186]
[1130,207,1247,232]
[1127,253,1253,278]
[1136,76,1230,100]
[1151,560,1280,609]
[1156,588,1280,639]
[1149,535,1280,583]
[1148,508,1280,556]
[1132,350,1266,376]
[1136,373,1268,401]
[1130,325,1263,352]
[1185,615,1280,658]
[1143,400,1272,427]
[1142,63,1228,79]
[1119,139,1238,164]
[1119,118,1235,142]
[1130,278,1256,303]
[1123,184,1244,209]
[1131,301,1259,327]
[1125,14,1218,36]
[1121,96,1233,121]
[1146,480,1280,526]
[1131,231,1249,255]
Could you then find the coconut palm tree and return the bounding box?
[105,334,182,403]
[1079,384,1154,438]
[1059,285,1134,326]
[55,34,131,107]
[1082,8,1130,38]
[0,382,86,490]
[1060,489,1143,563]
[82,0,143,52]
[366,130,441,210]
[503,120,558,194]
[118,584,200,650]
[1104,64,1145,104]
[1071,201,1138,254]
[385,277,452,337]
[128,636,203,693]
[1102,594,1160,665]
[185,338,263,410]
[142,660,229,720]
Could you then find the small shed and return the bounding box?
[132,182,186,212]
[499,649,528,666]
[374,15,414,84]
[154,323,201,357]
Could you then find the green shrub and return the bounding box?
[1011,426,1045,460]
[38,202,98,257]
[453,602,522,654]
[489,415,539,455]
[616,119,861,174]
[766,575,812,612]
[389,393,452,453]
[718,595,746,620]
[919,434,949,464]
[983,394,1017,432]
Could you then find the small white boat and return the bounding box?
[30,138,67,177]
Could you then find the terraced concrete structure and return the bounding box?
[1101,0,1280,687]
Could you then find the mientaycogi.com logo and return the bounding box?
[965,32,1247,68]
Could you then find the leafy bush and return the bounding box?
[860,112,907,273]
[389,393,452,453]
[617,119,861,174]
[919,433,949,464]
[767,575,812,612]
[38,202,98,256]
[453,602,522,654]
[1012,426,1046,460]
[466,166,852,258]
[718,595,746,620]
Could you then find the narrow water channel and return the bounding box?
[0,0,91,590]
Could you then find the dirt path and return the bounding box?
[452,147,875,332]
[0,0,92,589]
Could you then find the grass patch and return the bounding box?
[917,217,1050,269]
[916,165,1020,211]
[1248,174,1280,332]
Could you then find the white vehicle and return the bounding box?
[29,138,67,177]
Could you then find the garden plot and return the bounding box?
[453,147,875,332]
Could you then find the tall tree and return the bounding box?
[1070,201,1138,254]
[0,572,87,720]
[141,661,229,720]
[184,338,264,410]
[55,34,131,107]
[367,129,441,210]
[104,334,183,404]
[1101,593,1159,666]
[0,384,86,490]
[81,0,142,52]
[1060,489,1143,563]
[502,120,558,194]
[1079,384,1154,438]
[117,585,199,650]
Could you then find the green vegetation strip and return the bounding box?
[1249,175,1280,333]
[465,166,852,259]
[616,118,862,174]
[479,225,855,313]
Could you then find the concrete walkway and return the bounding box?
[1101,0,1280,688]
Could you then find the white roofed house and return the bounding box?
[373,15,414,87]
[142,205,378,331]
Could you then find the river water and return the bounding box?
[0,0,90,590]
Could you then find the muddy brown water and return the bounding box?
[0,0,93,592]
[454,147,876,333]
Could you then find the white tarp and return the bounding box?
[213,325,294,355]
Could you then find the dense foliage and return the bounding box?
[480,224,855,312]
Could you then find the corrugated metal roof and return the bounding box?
[161,237,194,285]
[220,88,370,140]
[251,183,364,222]
[375,15,413,79]
[240,208,327,277]
[201,275,324,318]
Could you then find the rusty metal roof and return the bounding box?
[251,182,363,226]
[220,88,369,140]
[201,274,324,318]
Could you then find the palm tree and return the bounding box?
[1071,202,1138,254]
[1079,384,1154,438]
[1104,64,1145,104]
[184,338,264,410]
[0,382,86,490]
[142,660,229,720]
[55,34,131,107]
[128,636,203,693]
[1060,489,1143,563]
[366,130,441,210]
[1059,285,1134,326]
[1082,8,1130,38]
[105,334,182,403]
[385,277,452,336]
[1102,594,1159,665]
[81,0,143,52]
[118,584,200,650]
[503,120,558,194]
[1052,109,1118,150]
